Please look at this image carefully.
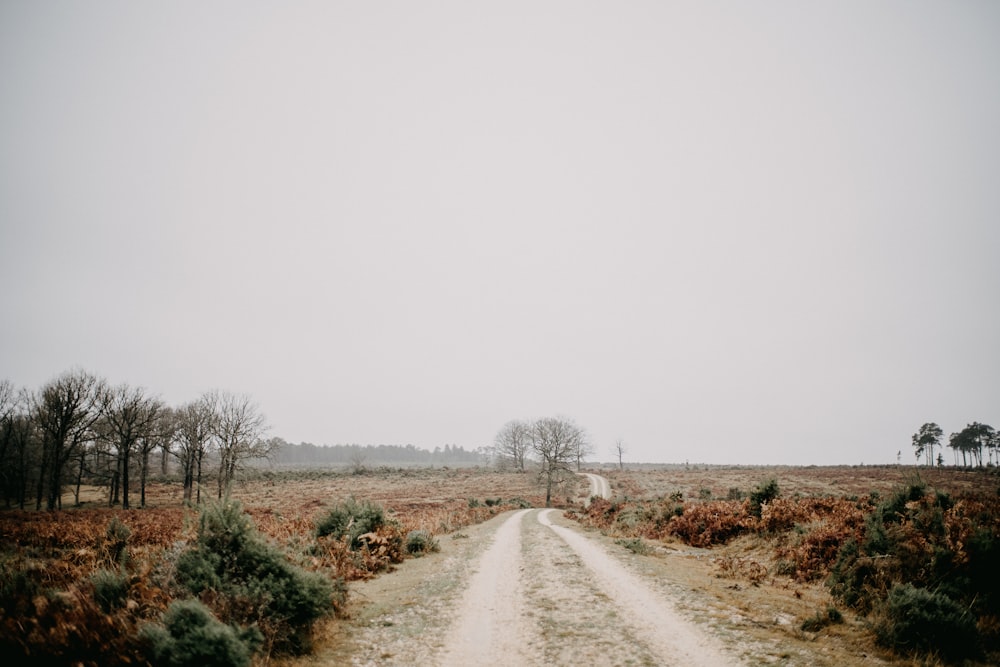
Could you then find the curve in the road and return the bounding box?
[579,472,611,503]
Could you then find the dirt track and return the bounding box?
[342,475,743,666]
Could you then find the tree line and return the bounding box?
[271,442,486,467]
[0,369,273,510]
[911,421,999,467]
[492,416,590,506]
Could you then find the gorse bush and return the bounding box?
[142,598,263,667]
[827,482,1000,658]
[749,479,780,518]
[173,499,339,656]
[315,497,386,549]
[873,583,978,661]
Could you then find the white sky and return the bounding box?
[2,1,998,465]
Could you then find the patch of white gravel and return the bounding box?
[538,509,741,667]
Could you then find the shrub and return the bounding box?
[873,584,978,661]
[141,598,263,667]
[99,516,132,568]
[315,497,386,549]
[801,606,843,632]
[175,499,339,655]
[405,530,439,555]
[749,479,780,517]
[91,568,129,613]
[615,537,650,555]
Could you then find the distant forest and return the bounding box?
[271,441,487,467]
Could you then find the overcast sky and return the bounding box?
[2,1,998,465]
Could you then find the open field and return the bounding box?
[3,464,999,666]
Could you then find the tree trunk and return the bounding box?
[122,445,132,509]
[195,451,203,504]
[140,446,149,508]
[74,453,84,506]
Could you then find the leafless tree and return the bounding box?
[136,400,171,508]
[99,383,162,509]
[493,419,531,471]
[211,390,270,498]
[172,394,217,504]
[0,381,34,507]
[31,369,103,509]
[530,416,587,507]
[614,438,627,470]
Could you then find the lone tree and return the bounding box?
[493,419,531,471]
[529,417,587,507]
[911,423,943,466]
[614,438,627,470]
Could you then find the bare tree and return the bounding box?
[614,438,627,470]
[99,383,162,509]
[136,400,171,508]
[493,419,531,471]
[530,416,587,507]
[0,382,35,508]
[32,369,103,509]
[211,391,270,498]
[172,394,217,504]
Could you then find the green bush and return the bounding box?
[615,537,651,555]
[90,568,129,613]
[873,584,978,661]
[749,479,780,517]
[315,497,386,549]
[100,516,132,568]
[175,499,339,655]
[141,598,263,667]
[800,606,843,632]
[405,530,439,555]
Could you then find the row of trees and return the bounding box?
[271,442,487,468]
[0,369,272,510]
[493,417,590,506]
[911,421,999,467]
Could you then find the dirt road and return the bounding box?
[579,472,611,502]
[344,503,742,666]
